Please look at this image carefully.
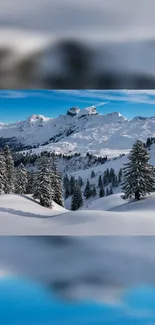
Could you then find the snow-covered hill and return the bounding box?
[1,193,155,235]
[63,143,155,209]
[1,108,155,156]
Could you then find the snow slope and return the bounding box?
[0,194,67,235]
[1,193,155,235]
[86,193,126,211]
[1,109,155,156]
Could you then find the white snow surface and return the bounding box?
[1,193,155,235]
[1,109,155,156]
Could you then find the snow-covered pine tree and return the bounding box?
[32,171,40,199]
[112,175,118,188]
[98,175,102,188]
[99,184,105,198]
[118,168,123,183]
[78,176,83,187]
[103,171,108,186]
[51,154,64,207]
[63,174,70,198]
[92,185,97,197]
[65,185,70,199]
[69,176,76,195]
[71,181,83,211]
[106,169,110,182]
[146,137,151,148]
[106,188,109,196]
[84,180,91,199]
[122,140,155,200]
[0,150,6,195]
[27,171,35,194]
[4,146,15,194]
[109,187,113,195]
[91,170,95,178]
[33,154,53,208]
[109,168,115,182]
[63,174,69,189]
[15,163,28,194]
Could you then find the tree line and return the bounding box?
[13,150,108,168]
[63,167,123,210]
[0,147,63,208]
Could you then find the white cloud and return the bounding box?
[55,90,155,105]
[0,91,28,99]
[1,90,155,107]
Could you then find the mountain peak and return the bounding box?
[67,107,80,117]
[67,106,98,118]
[78,106,98,118]
[26,114,50,124]
[106,112,127,121]
[28,114,45,122]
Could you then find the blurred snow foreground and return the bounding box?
[1,233,155,303]
[2,0,155,87]
[1,193,155,235]
[1,27,155,88]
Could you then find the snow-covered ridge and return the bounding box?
[1,108,155,156]
[26,114,51,123]
[106,111,127,121]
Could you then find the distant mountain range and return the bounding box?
[0,106,155,156]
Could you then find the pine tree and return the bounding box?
[4,146,15,194]
[118,168,123,183]
[92,185,97,197]
[33,154,53,208]
[32,171,40,199]
[78,176,83,187]
[63,174,71,198]
[84,180,91,199]
[91,170,95,178]
[64,184,70,199]
[15,163,28,194]
[122,140,155,200]
[70,176,76,195]
[63,174,69,189]
[51,154,64,207]
[146,137,151,148]
[106,169,110,183]
[27,171,35,194]
[106,188,109,196]
[71,181,83,210]
[0,150,6,194]
[112,175,118,188]
[109,168,115,182]
[103,171,108,186]
[99,184,105,198]
[109,186,113,195]
[98,175,102,188]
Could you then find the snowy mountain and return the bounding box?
[1,108,155,156]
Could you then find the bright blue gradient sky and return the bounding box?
[1,90,155,122]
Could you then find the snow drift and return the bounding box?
[1,193,155,235]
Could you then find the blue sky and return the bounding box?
[1,90,155,122]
